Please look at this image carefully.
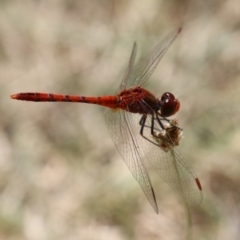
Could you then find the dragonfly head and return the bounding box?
[159,92,180,117]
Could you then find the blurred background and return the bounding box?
[1,0,240,239]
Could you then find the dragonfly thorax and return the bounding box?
[117,86,159,114]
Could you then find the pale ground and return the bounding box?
[1,0,240,239]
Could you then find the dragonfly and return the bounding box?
[11,27,202,213]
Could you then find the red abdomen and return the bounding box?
[11,87,160,114]
[11,93,119,109]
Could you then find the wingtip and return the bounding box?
[151,187,159,214]
[195,178,202,191]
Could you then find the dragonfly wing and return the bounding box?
[143,117,203,204]
[120,42,137,91]
[105,108,159,213]
[125,27,181,89]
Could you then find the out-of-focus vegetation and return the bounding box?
[1,0,240,239]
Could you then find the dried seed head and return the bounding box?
[153,119,183,152]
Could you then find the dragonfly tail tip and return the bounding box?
[11,94,18,99]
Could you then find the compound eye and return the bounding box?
[160,92,180,117]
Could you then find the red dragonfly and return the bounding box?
[11,27,202,213]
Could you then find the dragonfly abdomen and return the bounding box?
[11,92,119,108]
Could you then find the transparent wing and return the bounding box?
[122,27,181,89]
[120,42,137,91]
[143,116,203,204]
[105,108,159,213]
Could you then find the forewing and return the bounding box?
[125,27,181,89]
[120,42,137,91]
[105,108,159,213]
[143,117,203,204]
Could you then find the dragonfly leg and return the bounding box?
[139,114,160,146]
[156,113,182,131]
